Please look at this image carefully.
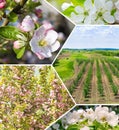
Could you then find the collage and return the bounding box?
[0,0,119,130]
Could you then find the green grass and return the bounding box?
[54,49,119,82]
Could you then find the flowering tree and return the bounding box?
[0,66,74,129]
[0,0,69,63]
[47,106,119,130]
[47,0,119,24]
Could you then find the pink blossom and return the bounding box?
[30,23,60,59]
[20,15,35,32]
[13,40,25,49]
[0,0,6,9]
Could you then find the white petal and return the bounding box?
[114,10,119,21]
[96,18,105,24]
[84,0,93,10]
[115,0,119,10]
[103,12,115,23]
[94,0,103,9]
[61,3,72,11]
[41,46,52,57]
[105,1,113,11]
[45,30,58,45]
[75,6,84,13]
[84,16,92,24]
[71,12,84,23]
[50,41,60,52]
[34,26,45,41]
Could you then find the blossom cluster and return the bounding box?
[61,0,119,24]
[0,66,74,129]
[15,15,60,59]
[0,0,66,61]
[47,106,119,130]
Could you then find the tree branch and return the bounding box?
[2,0,28,26]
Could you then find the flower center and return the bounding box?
[98,12,102,17]
[39,40,47,47]
[84,11,88,16]
[101,116,107,122]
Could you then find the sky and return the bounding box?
[63,26,119,49]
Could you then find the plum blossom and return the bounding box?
[70,0,96,24]
[0,0,6,9]
[30,23,60,59]
[20,15,35,32]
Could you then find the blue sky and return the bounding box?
[63,26,119,49]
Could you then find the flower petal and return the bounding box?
[115,0,119,10]
[45,30,58,45]
[75,6,84,13]
[84,0,93,10]
[49,41,60,52]
[114,10,119,21]
[71,12,84,24]
[103,12,115,24]
[34,26,45,41]
[61,2,72,11]
[96,18,105,24]
[84,16,92,24]
[94,0,104,9]
[105,1,113,11]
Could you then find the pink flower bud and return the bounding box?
[13,41,24,49]
[20,15,35,32]
[0,0,6,9]
[35,7,43,18]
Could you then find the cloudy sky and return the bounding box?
[63,26,119,49]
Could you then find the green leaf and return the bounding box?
[13,47,25,59]
[63,6,75,16]
[67,124,79,130]
[0,26,21,40]
[8,12,18,22]
[71,0,85,6]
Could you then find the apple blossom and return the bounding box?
[30,24,60,59]
[0,0,6,9]
[20,15,35,32]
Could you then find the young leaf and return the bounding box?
[67,124,79,130]
[63,6,75,16]
[0,26,21,40]
[8,12,18,22]
[71,0,85,6]
[13,47,25,59]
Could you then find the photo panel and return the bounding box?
[46,0,119,25]
[54,26,119,104]
[0,65,75,129]
[46,105,119,130]
[0,0,74,64]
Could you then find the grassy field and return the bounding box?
[54,49,119,104]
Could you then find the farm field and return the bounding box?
[54,49,119,104]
